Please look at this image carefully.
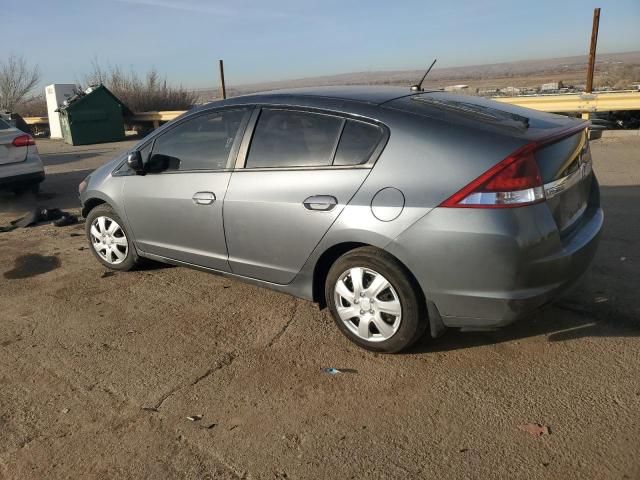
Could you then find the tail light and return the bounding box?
[12,134,36,147]
[440,144,543,208]
[440,124,588,209]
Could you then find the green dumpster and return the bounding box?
[57,85,132,145]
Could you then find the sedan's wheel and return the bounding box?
[334,268,402,342]
[325,247,427,353]
[85,204,139,271]
[90,216,128,265]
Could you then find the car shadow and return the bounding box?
[0,168,94,216]
[409,183,640,353]
[410,298,639,354]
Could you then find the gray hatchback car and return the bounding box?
[79,86,602,352]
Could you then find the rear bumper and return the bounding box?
[439,206,602,328]
[0,152,45,188]
[386,199,603,330]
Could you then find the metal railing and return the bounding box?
[23,90,640,129]
[493,91,640,115]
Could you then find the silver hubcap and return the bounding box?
[334,267,402,342]
[90,216,128,265]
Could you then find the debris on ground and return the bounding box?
[519,423,551,437]
[101,271,115,278]
[53,213,79,227]
[202,422,217,430]
[0,207,79,232]
[70,232,83,237]
[321,368,341,375]
[321,367,358,375]
[61,408,70,414]
[141,406,158,412]
[187,415,203,422]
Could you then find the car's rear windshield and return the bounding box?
[0,118,10,130]
[411,95,530,130]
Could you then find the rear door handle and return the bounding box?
[192,191,216,205]
[303,195,338,212]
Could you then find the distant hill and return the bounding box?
[193,50,640,101]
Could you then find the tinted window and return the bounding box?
[246,109,342,168]
[333,120,383,166]
[148,109,247,172]
[0,118,10,130]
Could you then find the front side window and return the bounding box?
[245,109,343,168]
[147,109,248,173]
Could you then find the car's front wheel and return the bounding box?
[325,247,427,353]
[85,204,139,271]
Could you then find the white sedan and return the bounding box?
[0,116,44,194]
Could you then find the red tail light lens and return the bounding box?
[11,134,36,147]
[439,143,544,208]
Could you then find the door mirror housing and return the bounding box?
[127,151,145,175]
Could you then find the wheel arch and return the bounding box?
[81,197,107,218]
[312,242,426,313]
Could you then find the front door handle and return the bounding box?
[303,195,338,212]
[192,191,216,205]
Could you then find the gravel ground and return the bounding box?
[0,137,639,479]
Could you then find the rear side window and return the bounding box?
[246,109,343,168]
[148,109,248,172]
[333,120,384,166]
[0,118,10,130]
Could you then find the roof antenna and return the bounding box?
[410,58,437,92]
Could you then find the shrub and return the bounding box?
[13,95,47,117]
[84,63,197,112]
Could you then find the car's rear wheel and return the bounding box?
[325,247,427,353]
[85,204,139,271]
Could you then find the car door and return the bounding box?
[122,107,251,270]
[224,107,387,284]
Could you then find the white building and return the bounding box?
[443,84,469,92]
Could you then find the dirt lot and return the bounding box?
[1,137,639,479]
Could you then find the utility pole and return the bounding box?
[218,59,227,99]
[585,8,601,94]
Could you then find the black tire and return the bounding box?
[325,246,427,353]
[85,204,139,271]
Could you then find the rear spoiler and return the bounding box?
[529,121,589,148]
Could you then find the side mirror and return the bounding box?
[127,151,144,175]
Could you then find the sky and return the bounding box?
[2,0,639,89]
